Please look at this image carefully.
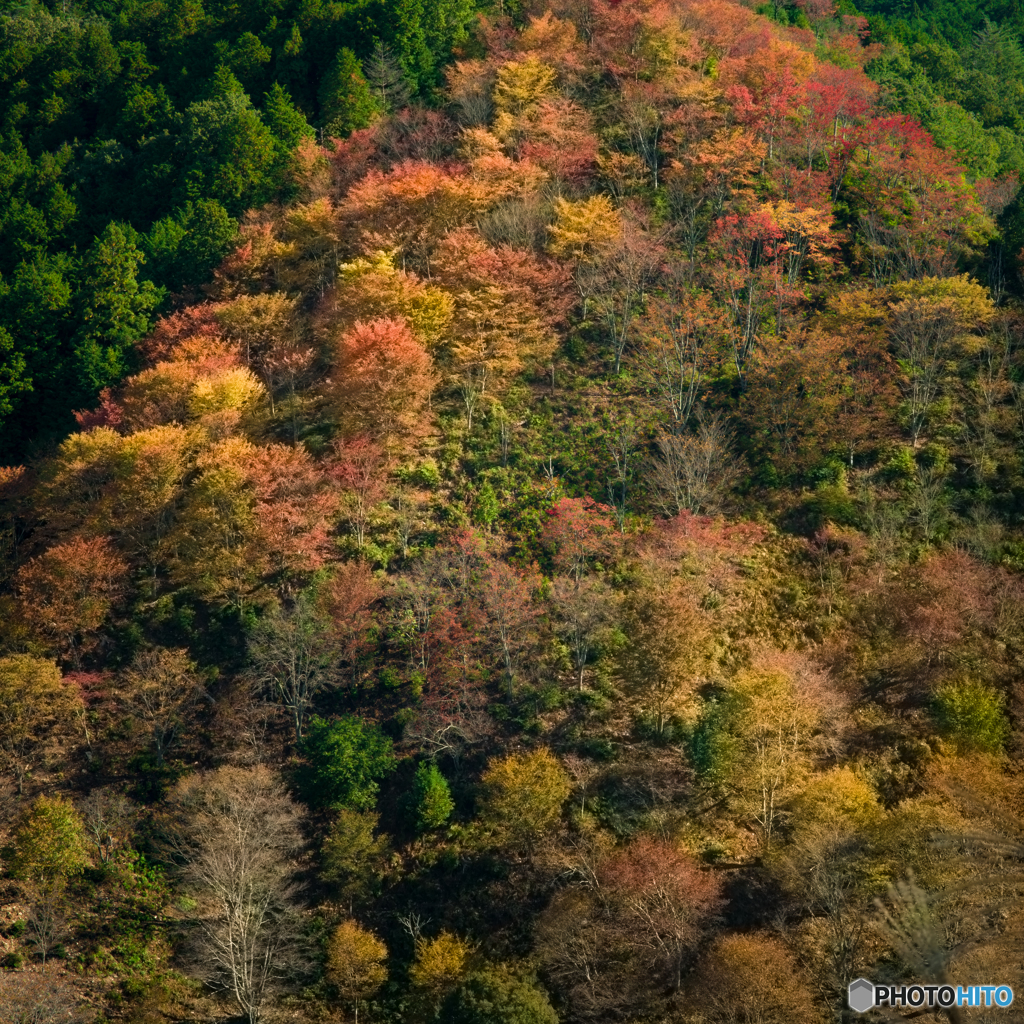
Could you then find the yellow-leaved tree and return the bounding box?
[547,194,621,313]
[409,930,475,998]
[478,747,571,853]
[887,274,996,446]
[492,56,558,155]
[327,919,388,1021]
[726,651,844,851]
[618,583,712,739]
[318,251,454,349]
[690,932,819,1024]
[0,656,81,794]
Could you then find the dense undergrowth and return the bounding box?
[1,1,1024,1023]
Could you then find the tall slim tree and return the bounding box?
[618,584,711,738]
[319,49,380,137]
[73,223,161,395]
[118,647,208,768]
[364,42,412,113]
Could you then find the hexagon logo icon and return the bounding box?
[849,978,875,1013]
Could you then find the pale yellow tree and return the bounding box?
[0,656,81,794]
[726,651,844,850]
[317,251,454,349]
[547,195,621,313]
[492,57,558,153]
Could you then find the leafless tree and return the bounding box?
[457,366,485,434]
[25,885,72,965]
[604,413,639,531]
[874,874,966,1024]
[118,648,209,767]
[262,345,318,442]
[618,86,663,188]
[393,486,428,561]
[648,411,739,515]
[0,969,88,1023]
[78,787,139,864]
[550,576,619,691]
[909,465,951,543]
[634,299,716,433]
[163,766,309,1024]
[0,776,21,825]
[783,832,871,1009]
[247,596,339,742]
[860,488,907,582]
[231,684,278,766]
[448,61,493,127]
[561,753,601,815]
[477,194,548,252]
[593,215,664,373]
[397,911,431,944]
[535,889,616,1019]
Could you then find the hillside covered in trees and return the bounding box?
[1,0,1024,1022]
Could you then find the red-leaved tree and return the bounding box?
[542,497,615,582]
[318,560,381,687]
[474,553,543,696]
[599,836,724,988]
[328,437,392,550]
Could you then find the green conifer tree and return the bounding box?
[262,82,314,165]
[73,222,161,393]
[364,42,412,112]
[318,48,380,138]
[411,760,454,832]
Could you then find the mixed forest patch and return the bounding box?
[1,1,1024,1023]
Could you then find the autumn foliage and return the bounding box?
[0,2,1022,1023]
[331,317,437,450]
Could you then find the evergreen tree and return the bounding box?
[364,42,413,113]
[318,48,380,138]
[73,222,161,394]
[262,82,315,170]
[438,970,559,1024]
[144,199,238,291]
[300,715,397,810]
[0,326,30,425]
[176,89,278,214]
[411,760,454,832]
[473,481,499,532]
[0,253,74,449]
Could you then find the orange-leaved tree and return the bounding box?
[16,537,128,668]
[434,229,569,428]
[330,318,437,452]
